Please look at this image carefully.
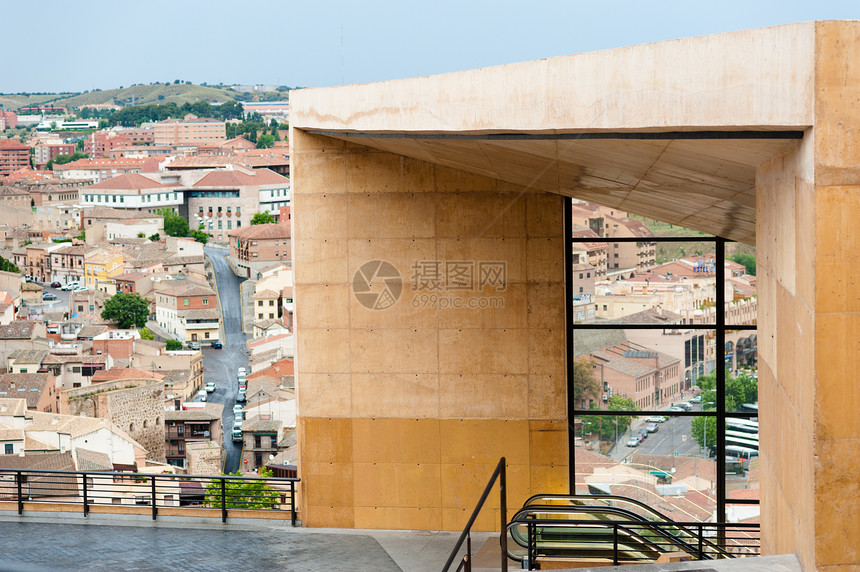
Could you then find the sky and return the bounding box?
[3,0,860,93]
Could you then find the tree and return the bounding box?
[251,211,275,225]
[729,253,756,276]
[205,468,279,509]
[0,257,20,273]
[691,416,718,452]
[581,395,639,444]
[138,327,154,341]
[148,233,160,242]
[190,230,210,244]
[158,208,189,237]
[76,229,86,241]
[165,339,183,351]
[256,133,275,149]
[572,356,600,404]
[137,232,146,238]
[695,369,757,412]
[100,293,149,329]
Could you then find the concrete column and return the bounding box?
[291,131,569,529]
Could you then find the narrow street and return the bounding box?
[203,246,248,474]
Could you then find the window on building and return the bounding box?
[269,313,274,319]
[4,444,12,455]
[202,298,208,305]
[183,298,189,306]
[258,313,264,319]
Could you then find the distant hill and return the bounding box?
[0,84,253,111]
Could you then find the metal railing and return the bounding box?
[508,513,760,569]
[0,468,300,525]
[442,457,508,572]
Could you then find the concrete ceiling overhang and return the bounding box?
[303,129,805,244]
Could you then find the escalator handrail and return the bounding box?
[519,494,734,558]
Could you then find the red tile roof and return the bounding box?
[192,168,287,187]
[228,223,290,240]
[0,139,29,150]
[88,173,170,190]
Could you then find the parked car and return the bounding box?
[237,367,246,377]
[205,382,216,393]
[645,416,667,423]
[72,285,87,292]
[187,341,200,351]
[42,292,57,301]
[677,401,693,411]
[626,437,640,447]
[690,395,703,403]
[61,283,78,291]
[232,427,243,442]
[234,413,243,425]
[196,390,207,402]
[646,423,659,433]
[636,431,647,441]
[210,341,222,349]
[50,282,61,288]
[667,406,684,412]
[233,404,244,414]
[236,391,246,403]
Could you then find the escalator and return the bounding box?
[506,494,736,568]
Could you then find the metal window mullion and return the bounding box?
[564,196,576,494]
[715,237,727,524]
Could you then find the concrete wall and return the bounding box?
[292,131,569,530]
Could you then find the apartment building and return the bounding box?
[33,143,75,168]
[83,250,124,291]
[155,284,219,345]
[82,173,182,213]
[0,139,30,177]
[227,223,291,278]
[50,244,97,285]
[165,405,223,469]
[152,115,226,145]
[53,157,151,183]
[85,129,154,157]
[572,202,657,272]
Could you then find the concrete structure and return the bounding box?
[228,222,291,278]
[154,284,219,345]
[0,139,30,177]
[290,21,860,571]
[151,115,225,146]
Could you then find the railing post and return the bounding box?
[527,519,536,570]
[151,475,158,520]
[612,523,619,565]
[82,473,88,516]
[220,477,227,524]
[499,457,507,572]
[698,523,704,559]
[290,480,296,527]
[16,471,23,515]
[465,533,472,572]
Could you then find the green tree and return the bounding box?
[205,468,279,509]
[695,369,757,412]
[729,253,756,276]
[190,230,210,244]
[165,339,183,351]
[137,232,146,238]
[256,133,275,149]
[100,293,149,329]
[76,229,86,241]
[158,208,189,237]
[0,257,20,273]
[691,416,718,451]
[581,395,639,443]
[572,356,600,404]
[138,327,154,341]
[148,233,160,241]
[251,211,275,225]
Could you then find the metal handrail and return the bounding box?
[442,457,507,572]
[0,467,300,526]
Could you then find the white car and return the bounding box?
[196,390,207,402]
[233,404,244,414]
[205,382,216,393]
[61,283,78,291]
[72,285,88,292]
[645,416,668,423]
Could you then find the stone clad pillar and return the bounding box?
[758,21,860,571]
[291,131,569,529]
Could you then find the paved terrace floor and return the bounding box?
[0,517,801,572]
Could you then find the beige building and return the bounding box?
[152,114,226,146]
[288,21,860,572]
[227,223,291,278]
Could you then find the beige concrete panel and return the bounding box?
[355,506,443,530]
[292,23,814,132]
[292,151,347,196]
[433,164,504,193]
[815,186,860,313]
[526,237,565,283]
[349,328,439,374]
[525,193,564,238]
[528,374,567,420]
[530,464,569,498]
[351,374,440,419]
[347,238,438,287]
[345,192,436,239]
[349,292,439,330]
[343,151,433,195]
[295,284,350,329]
[303,505,355,528]
[440,462,530,513]
[296,327,350,374]
[291,192,350,240]
[296,373,351,418]
[291,130,348,153]
[352,418,441,463]
[293,238,349,285]
[438,328,528,375]
[435,192,527,239]
[298,417,354,463]
[435,283,527,330]
[354,461,443,507]
[302,460,355,508]
[814,438,860,566]
[435,238,527,284]
[815,22,860,187]
[439,374,529,419]
[529,421,569,466]
[439,419,529,465]
[814,314,860,440]
[527,329,565,376]
[526,283,565,330]
[795,177,815,307]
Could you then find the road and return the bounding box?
[203,246,249,474]
[609,406,706,462]
[26,282,71,318]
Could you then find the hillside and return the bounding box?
[1,84,239,111]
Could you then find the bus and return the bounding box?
[726,433,759,451]
[725,445,759,468]
[726,418,759,435]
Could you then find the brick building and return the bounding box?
[0,139,30,177]
[152,115,225,146]
[227,223,291,278]
[33,143,75,169]
[155,284,220,345]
